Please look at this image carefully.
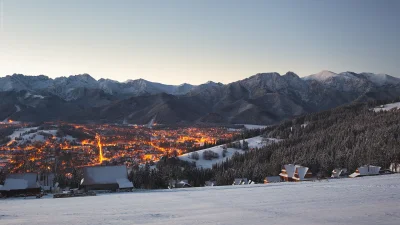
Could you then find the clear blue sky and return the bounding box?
[0,0,399,84]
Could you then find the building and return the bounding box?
[264,176,281,184]
[349,165,381,178]
[0,173,41,197]
[80,165,133,191]
[331,168,348,178]
[279,164,312,182]
[233,178,249,185]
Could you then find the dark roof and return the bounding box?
[1,173,39,190]
[81,165,130,186]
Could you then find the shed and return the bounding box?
[81,165,133,191]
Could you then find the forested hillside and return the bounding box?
[130,99,400,188]
[212,99,400,185]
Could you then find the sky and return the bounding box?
[0,0,399,85]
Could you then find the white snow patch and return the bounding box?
[7,127,76,146]
[373,102,400,112]
[236,124,268,129]
[179,136,280,169]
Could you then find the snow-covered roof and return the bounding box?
[81,165,130,186]
[349,165,381,178]
[116,178,134,189]
[0,173,39,191]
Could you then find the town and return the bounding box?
[0,121,244,193]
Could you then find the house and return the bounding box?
[389,163,400,173]
[349,165,381,178]
[264,176,281,184]
[233,178,249,185]
[279,164,312,182]
[331,168,348,178]
[0,173,41,197]
[80,165,133,191]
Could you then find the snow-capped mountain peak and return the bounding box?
[304,70,338,81]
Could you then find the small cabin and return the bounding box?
[0,173,41,197]
[331,168,348,178]
[264,176,281,184]
[279,164,312,182]
[233,178,249,185]
[349,165,381,178]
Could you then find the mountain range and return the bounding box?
[0,70,399,124]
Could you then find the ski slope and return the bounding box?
[0,174,399,225]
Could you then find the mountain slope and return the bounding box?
[1,71,399,124]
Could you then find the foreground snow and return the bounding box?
[179,136,280,169]
[1,174,399,225]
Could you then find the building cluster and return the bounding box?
[0,123,240,180]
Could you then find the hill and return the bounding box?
[211,100,400,185]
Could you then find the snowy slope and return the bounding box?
[1,174,399,225]
[373,102,400,112]
[7,127,76,146]
[179,136,280,169]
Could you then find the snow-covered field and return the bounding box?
[7,127,76,146]
[373,102,400,112]
[179,136,280,169]
[1,174,399,225]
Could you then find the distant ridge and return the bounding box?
[0,71,399,124]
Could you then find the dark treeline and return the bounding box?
[129,157,213,189]
[131,99,400,188]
